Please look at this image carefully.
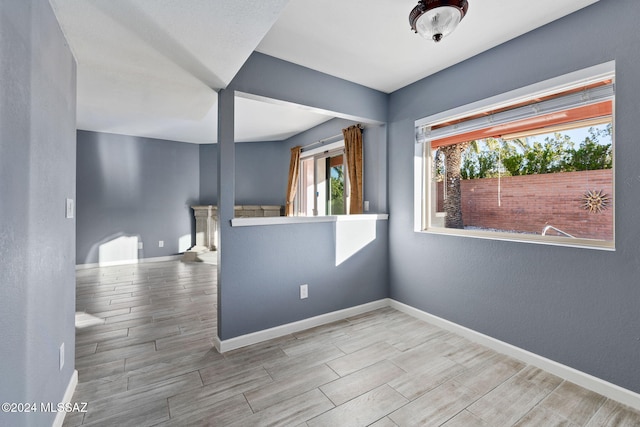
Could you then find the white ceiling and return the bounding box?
[50,0,600,144]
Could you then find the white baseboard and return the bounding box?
[213,298,640,410]
[389,300,640,412]
[52,369,78,427]
[76,255,182,270]
[214,299,389,353]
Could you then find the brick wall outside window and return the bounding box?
[438,170,613,240]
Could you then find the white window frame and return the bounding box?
[296,140,349,216]
[414,61,616,250]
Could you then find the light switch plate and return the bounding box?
[65,198,74,219]
[59,343,65,371]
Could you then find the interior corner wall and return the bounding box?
[0,1,77,425]
[388,0,640,394]
[214,55,389,340]
[76,131,200,265]
[362,124,388,213]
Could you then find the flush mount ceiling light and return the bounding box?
[410,0,469,43]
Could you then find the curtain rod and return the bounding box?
[301,133,342,151]
[301,124,363,151]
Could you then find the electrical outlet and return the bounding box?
[300,284,308,299]
[364,201,370,212]
[138,242,143,250]
[59,343,65,371]
[159,240,164,248]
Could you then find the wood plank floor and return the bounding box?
[64,260,640,426]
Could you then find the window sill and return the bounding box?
[231,214,389,227]
[418,227,615,251]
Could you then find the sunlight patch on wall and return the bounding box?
[179,234,192,253]
[98,235,139,266]
[335,218,376,266]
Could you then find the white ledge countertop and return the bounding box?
[231,214,389,227]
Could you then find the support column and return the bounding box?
[216,88,235,341]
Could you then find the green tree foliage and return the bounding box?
[458,123,612,179]
[501,155,524,176]
[461,139,510,179]
[461,149,499,179]
[561,124,613,171]
[520,135,567,175]
[330,165,345,214]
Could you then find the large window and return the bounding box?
[416,64,615,249]
[297,142,349,216]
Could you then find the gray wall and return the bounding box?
[76,131,200,265]
[388,0,640,394]
[219,219,389,338]
[200,140,290,207]
[215,53,389,340]
[199,141,292,207]
[199,143,218,204]
[0,0,77,425]
[235,141,288,206]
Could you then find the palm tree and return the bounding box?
[439,138,526,229]
[439,142,469,228]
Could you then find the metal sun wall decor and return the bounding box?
[582,189,610,213]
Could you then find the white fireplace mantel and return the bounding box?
[189,205,284,254]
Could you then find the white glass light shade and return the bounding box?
[415,6,462,42]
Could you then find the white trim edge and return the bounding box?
[76,255,182,270]
[415,61,615,128]
[52,369,78,427]
[231,214,389,228]
[214,299,389,353]
[389,300,640,412]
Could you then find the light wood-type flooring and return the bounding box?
[64,260,640,426]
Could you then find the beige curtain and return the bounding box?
[343,125,363,214]
[285,146,302,216]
